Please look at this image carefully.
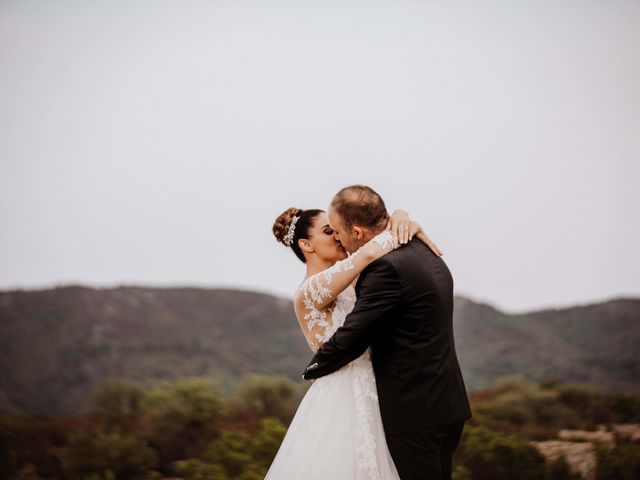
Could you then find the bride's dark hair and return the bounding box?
[273,208,324,263]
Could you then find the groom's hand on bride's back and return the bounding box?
[302,361,319,380]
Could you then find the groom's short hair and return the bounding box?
[330,185,389,230]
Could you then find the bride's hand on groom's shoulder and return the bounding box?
[387,209,444,256]
[416,230,444,256]
[387,209,425,245]
[387,209,412,244]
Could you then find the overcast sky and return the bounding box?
[1,0,638,313]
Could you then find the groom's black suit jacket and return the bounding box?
[303,237,472,435]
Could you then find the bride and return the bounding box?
[266,207,442,479]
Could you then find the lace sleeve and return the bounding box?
[294,230,399,351]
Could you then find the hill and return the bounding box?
[454,296,639,393]
[0,285,638,414]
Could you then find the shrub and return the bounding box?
[141,377,225,461]
[60,431,157,480]
[203,417,286,479]
[546,456,580,480]
[458,425,546,480]
[92,378,147,418]
[173,458,228,480]
[595,438,640,480]
[233,374,301,424]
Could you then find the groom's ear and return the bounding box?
[352,226,365,240]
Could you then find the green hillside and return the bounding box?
[454,297,640,393]
[0,285,637,414]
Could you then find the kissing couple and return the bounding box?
[266,185,472,480]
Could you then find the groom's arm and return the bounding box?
[302,257,402,380]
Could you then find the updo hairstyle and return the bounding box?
[273,208,324,263]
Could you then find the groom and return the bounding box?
[303,185,472,480]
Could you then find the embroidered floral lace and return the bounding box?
[295,230,399,352]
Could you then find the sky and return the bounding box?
[1,0,638,314]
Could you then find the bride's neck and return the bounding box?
[304,256,334,279]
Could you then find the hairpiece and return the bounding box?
[283,215,300,247]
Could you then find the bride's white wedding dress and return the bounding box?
[264,232,401,480]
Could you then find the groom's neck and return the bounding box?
[367,219,387,239]
[358,223,385,246]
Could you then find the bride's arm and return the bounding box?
[293,229,400,351]
[416,230,443,256]
[387,209,443,256]
[293,208,441,319]
[294,229,399,315]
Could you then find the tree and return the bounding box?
[546,456,580,480]
[143,377,225,429]
[202,417,287,479]
[141,377,225,461]
[173,458,229,480]
[0,426,17,479]
[452,465,472,480]
[595,438,640,480]
[250,417,287,470]
[234,374,301,424]
[92,378,147,418]
[203,430,255,479]
[458,425,546,480]
[60,431,157,480]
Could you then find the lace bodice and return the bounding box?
[294,230,398,352]
[320,286,356,343]
[297,280,357,353]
